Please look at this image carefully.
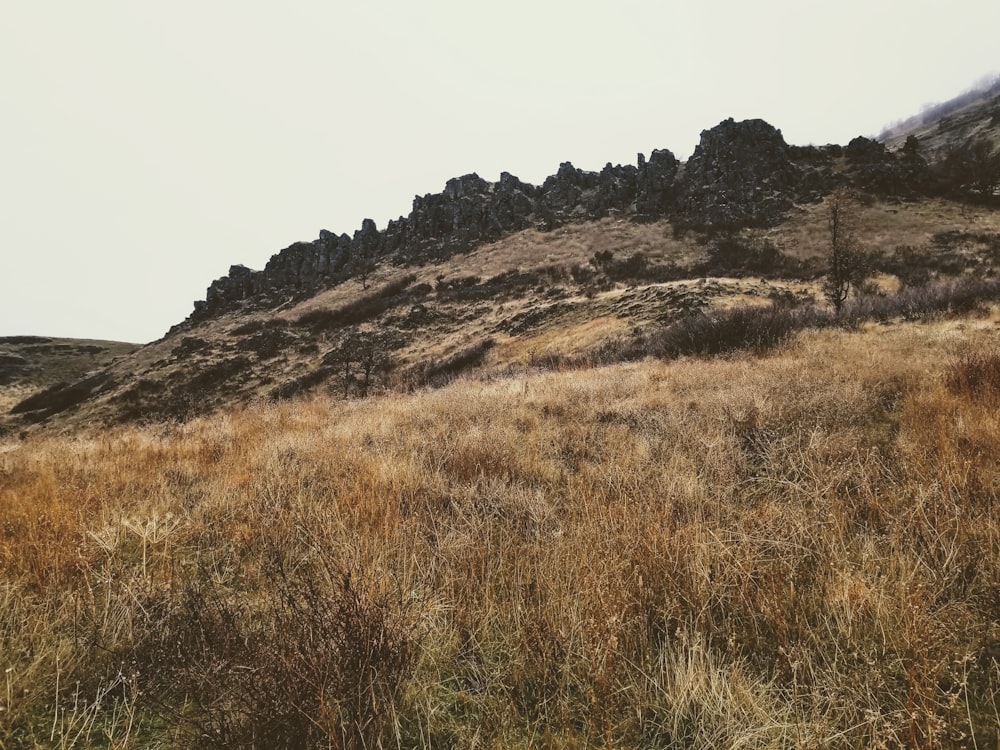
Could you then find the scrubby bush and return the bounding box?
[295,274,417,330]
[584,278,1000,368]
[703,231,786,275]
[131,559,421,749]
[947,349,1000,398]
[403,338,497,389]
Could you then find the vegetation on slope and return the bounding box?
[3,311,1000,748]
[0,337,137,418]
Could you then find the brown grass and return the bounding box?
[3,315,1000,747]
[771,197,1000,264]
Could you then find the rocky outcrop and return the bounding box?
[845,135,932,195]
[187,153,675,320]
[186,116,938,324]
[635,149,678,219]
[675,118,801,228]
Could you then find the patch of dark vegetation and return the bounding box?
[593,304,833,364]
[230,318,291,336]
[933,230,1000,262]
[0,353,29,367]
[172,336,210,357]
[111,379,170,422]
[591,250,689,284]
[592,249,641,278]
[269,366,336,401]
[65,344,107,354]
[320,331,402,398]
[115,378,167,404]
[885,245,947,288]
[120,356,257,422]
[182,356,253,393]
[840,278,1000,323]
[236,328,295,360]
[434,274,481,292]
[698,232,805,277]
[496,301,573,336]
[9,372,116,420]
[295,274,418,330]
[947,349,1000,399]
[403,338,496,389]
[569,263,598,284]
[580,278,1000,368]
[125,557,420,749]
[437,267,568,302]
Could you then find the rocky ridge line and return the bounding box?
[187,118,929,325]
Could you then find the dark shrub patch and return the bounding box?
[947,350,1000,399]
[295,275,417,330]
[652,305,832,358]
[130,558,421,749]
[10,372,116,420]
[404,338,496,388]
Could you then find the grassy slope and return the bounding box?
[3,310,1000,747]
[7,194,1000,434]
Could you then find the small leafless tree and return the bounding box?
[323,331,396,398]
[824,189,867,313]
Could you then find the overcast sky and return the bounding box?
[2,1,998,343]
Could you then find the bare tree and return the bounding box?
[823,189,866,313]
[322,331,397,398]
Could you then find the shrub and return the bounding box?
[703,231,786,275]
[582,277,1000,370]
[404,338,496,389]
[9,372,116,419]
[841,277,1000,325]
[131,559,421,749]
[947,349,1000,399]
[295,274,417,330]
[231,318,290,336]
[653,305,831,358]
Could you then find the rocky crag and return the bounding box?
[188,118,932,324]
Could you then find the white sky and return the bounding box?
[2,1,998,343]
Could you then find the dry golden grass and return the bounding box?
[3,313,1000,747]
[768,196,1000,264]
[450,217,697,276]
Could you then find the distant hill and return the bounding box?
[0,337,138,418]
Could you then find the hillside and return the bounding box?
[0,336,138,417]
[2,99,1000,435]
[3,83,1000,747]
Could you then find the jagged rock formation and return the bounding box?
[187,152,678,323]
[675,119,801,228]
[187,117,936,324]
[635,149,679,219]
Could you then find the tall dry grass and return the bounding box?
[2,316,1000,748]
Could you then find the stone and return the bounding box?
[636,149,679,218]
[676,118,800,228]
